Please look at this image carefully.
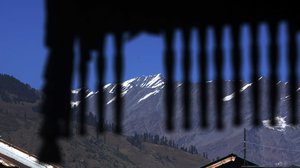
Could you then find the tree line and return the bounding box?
[75,111,210,158]
[126,132,199,155]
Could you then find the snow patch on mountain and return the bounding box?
[104,83,111,89]
[109,85,116,93]
[122,78,136,88]
[223,83,252,101]
[262,116,290,132]
[281,95,290,101]
[122,89,130,96]
[71,89,81,94]
[223,93,235,101]
[71,101,80,107]
[86,91,95,98]
[241,83,252,91]
[138,90,160,103]
[144,74,164,88]
[71,88,95,98]
[121,79,135,96]
[107,97,116,105]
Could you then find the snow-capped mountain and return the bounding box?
[72,74,300,166]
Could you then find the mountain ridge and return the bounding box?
[2,73,300,166]
[0,74,40,103]
[72,73,300,166]
[0,73,210,167]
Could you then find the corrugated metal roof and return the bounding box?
[0,139,60,168]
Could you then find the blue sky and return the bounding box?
[0,1,293,90]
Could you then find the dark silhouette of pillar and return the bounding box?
[251,24,261,126]
[215,26,224,129]
[164,28,175,131]
[198,27,208,128]
[97,34,106,132]
[182,27,192,130]
[232,24,242,126]
[269,22,279,126]
[114,32,124,134]
[79,40,90,135]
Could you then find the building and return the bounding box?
[201,153,258,168]
[0,139,59,168]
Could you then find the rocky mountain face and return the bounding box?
[73,74,300,167]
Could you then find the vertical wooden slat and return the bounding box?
[288,22,298,125]
[79,41,90,135]
[198,27,208,128]
[182,28,192,130]
[232,24,242,126]
[251,24,260,126]
[40,46,74,162]
[97,34,106,132]
[114,32,124,134]
[215,26,224,129]
[164,29,175,131]
[269,22,279,126]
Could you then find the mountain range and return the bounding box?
[0,74,209,168]
[71,73,300,167]
[1,73,300,166]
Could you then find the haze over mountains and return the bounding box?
[71,73,300,167]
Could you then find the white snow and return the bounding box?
[0,140,54,168]
[71,101,80,107]
[122,89,131,96]
[223,93,235,101]
[138,90,160,103]
[71,89,81,94]
[121,79,135,96]
[106,74,165,95]
[146,75,164,88]
[146,74,160,86]
[140,82,147,87]
[240,83,252,91]
[137,74,164,89]
[177,83,182,88]
[104,83,111,89]
[281,95,290,101]
[150,81,164,88]
[223,83,252,101]
[122,78,136,88]
[262,116,290,132]
[107,97,116,105]
[108,78,135,95]
[86,91,95,98]
[109,85,116,93]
